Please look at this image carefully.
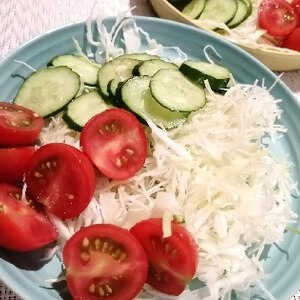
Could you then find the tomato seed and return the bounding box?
[82,237,90,248]
[0,204,4,214]
[102,241,109,252]
[34,171,43,178]
[118,252,127,262]
[80,252,90,262]
[89,284,96,293]
[98,286,105,297]
[94,238,102,250]
[125,148,134,155]
[115,158,122,168]
[105,284,113,294]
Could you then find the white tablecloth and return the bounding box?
[0,0,299,299]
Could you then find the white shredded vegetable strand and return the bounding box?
[39,15,298,300]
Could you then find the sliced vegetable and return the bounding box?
[258,0,298,37]
[63,224,148,300]
[49,54,101,86]
[291,0,300,25]
[179,60,231,90]
[80,108,147,180]
[132,59,178,77]
[0,183,58,252]
[14,66,81,117]
[198,0,238,25]
[150,69,206,112]
[25,143,96,219]
[0,102,44,147]
[130,218,198,295]
[181,0,206,19]
[227,0,249,28]
[62,91,112,131]
[0,147,36,183]
[120,76,188,129]
[97,57,140,99]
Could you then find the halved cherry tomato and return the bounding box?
[258,0,298,37]
[80,108,147,181]
[63,224,148,300]
[0,102,44,147]
[0,147,36,183]
[282,27,300,51]
[0,183,57,251]
[130,218,198,295]
[291,0,300,25]
[25,143,96,219]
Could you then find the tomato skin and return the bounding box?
[258,0,298,37]
[130,218,198,296]
[0,183,58,251]
[80,108,147,181]
[25,143,96,219]
[0,147,36,183]
[63,224,148,300]
[0,102,44,147]
[282,27,300,51]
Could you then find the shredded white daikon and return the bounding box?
[40,16,298,300]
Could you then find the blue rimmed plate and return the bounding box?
[0,16,299,300]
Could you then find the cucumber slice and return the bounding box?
[115,53,160,61]
[121,76,188,129]
[198,0,238,25]
[50,55,101,86]
[97,57,140,99]
[182,0,206,19]
[150,69,206,112]
[63,91,112,131]
[227,0,249,28]
[132,59,178,77]
[14,66,80,117]
[179,60,231,90]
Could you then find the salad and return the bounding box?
[0,12,298,300]
[169,0,300,53]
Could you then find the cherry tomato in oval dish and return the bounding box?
[0,102,44,147]
[0,146,36,183]
[291,0,300,25]
[0,183,57,251]
[258,0,298,37]
[25,143,96,219]
[130,218,198,296]
[63,224,148,300]
[80,108,147,181]
[282,27,300,51]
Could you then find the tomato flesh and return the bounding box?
[282,27,300,51]
[80,108,147,180]
[258,0,298,37]
[63,224,148,300]
[130,218,198,295]
[25,143,96,219]
[0,102,44,147]
[0,183,57,251]
[0,147,36,183]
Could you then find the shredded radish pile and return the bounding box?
[40,15,297,300]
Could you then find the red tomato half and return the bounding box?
[25,143,96,219]
[0,183,57,251]
[0,146,36,183]
[282,27,300,51]
[0,102,44,147]
[258,0,298,37]
[291,0,300,25]
[130,218,198,295]
[63,224,148,300]
[80,108,147,181]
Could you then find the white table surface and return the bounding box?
[0,0,299,299]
